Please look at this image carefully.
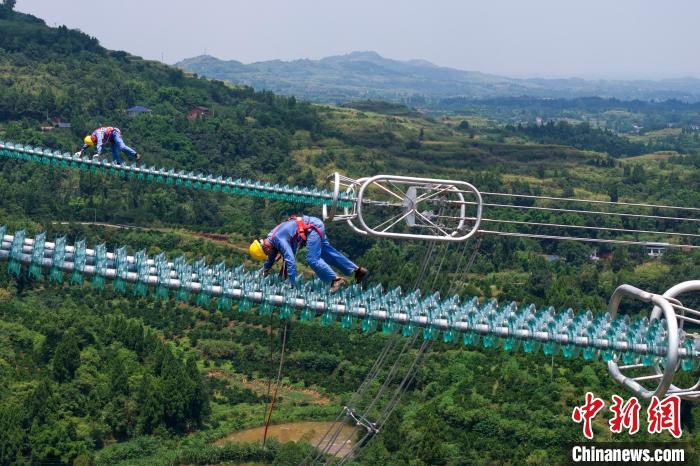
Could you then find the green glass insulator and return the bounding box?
[321,311,335,326]
[196,292,211,308]
[300,308,315,321]
[91,275,105,290]
[279,305,294,320]
[543,342,559,356]
[503,337,520,352]
[523,340,540,353]
[582,346,598,361]
[258,301,274,317]
[176,288,190,303]
[443,329,455,343]
[238,298,253,313]
[338,314,352,328]
[156,286,169,300]
[218,296,232,312]
[402,324,415,337]
[601,349,616,362]
[423,326,438,341]
[562,345,579,359]
[682,357,694,372]
[463,332,479,346]
[621,351,637,365]
[133,282,148,297]
[681,340,698,372]
[114,279,127,294]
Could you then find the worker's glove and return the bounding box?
[73,151,82,157]
[263,267,272,277]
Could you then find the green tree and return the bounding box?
[52,331,81,382]
[0,400,24,465]
[136,375,163,435]
[611,246,629,272]
[109,357,129,397]
[160,349,188,431]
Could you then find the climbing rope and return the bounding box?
[262,320,289,447]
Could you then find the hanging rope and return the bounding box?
[262,319,289,448]
[261,312,275,432]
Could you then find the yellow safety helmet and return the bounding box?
[83,135,95,147]
[249,239,268,261]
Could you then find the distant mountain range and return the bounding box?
[176,51,700,104]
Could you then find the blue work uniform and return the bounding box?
[81,127,137,164]
[263,215,357,286]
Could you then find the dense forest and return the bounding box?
[1,6,700,465]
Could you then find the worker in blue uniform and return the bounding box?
[249,215,368,292]
[76,126,141,164]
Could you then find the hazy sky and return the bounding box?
[15,0,700,79]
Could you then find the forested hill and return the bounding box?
[0,8,322,179]
[176,51,700,104]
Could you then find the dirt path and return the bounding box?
[206,369,331,406]
[214,421,356,457]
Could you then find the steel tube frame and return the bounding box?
[607,284,681,399]
[355,175,483,242]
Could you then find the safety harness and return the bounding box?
[269,216,324,278]
[92,126,117,144]
[271,216,324,246]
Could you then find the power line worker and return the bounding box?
[249,215,368,293]
[76,126,140,164]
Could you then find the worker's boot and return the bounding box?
[330,277,347,293]
[354,267,368,284]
